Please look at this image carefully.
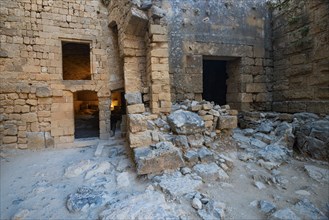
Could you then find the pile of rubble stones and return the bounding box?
[133,100,238,174]
[235,111,329,164]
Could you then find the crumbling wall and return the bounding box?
[0,0,120,148]
[272,0,329,114]
[162,0,273,112]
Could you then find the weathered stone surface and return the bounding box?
[259,200,276,213]
[257,144,291,163]
[134,142,185,174]
[27,132,45,149]
[217,116,237,129]
[192,198,202,210]
[292,198,326,220]
[158,172,202,199]
[295,120,329,160]
[85,162,111,180]
[64,160,97,178]
[269,208,300,220]
[67,187,105,213]
[99,190,180,220]
[304,165,329,183]
[256,121,273,134]
[127,104,145,114]
[187,134,204,148]
[124,92,142,105]
[274,122,295,149]
[197,199,225,220]
[197,147,214,163]
[193,163,229,181]
[167,110,205,135]
[184,150,199,164]
[128,114,147,133]
[129,131,152,148]
[174,135,189,149]
[36,87,51,98]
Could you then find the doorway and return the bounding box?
[74,91,99,139]
[203,60,228,105]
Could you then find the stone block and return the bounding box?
[129,130,152,148]
[124,92,142,105]
[27,132,45,148]
[128,114,147,133]
[246,83,267,93]
[149,24,167,35]
[21,113,37,123]
[218,116,237,129]
[36,87,51,97]
[134,142,184,175]
[127,104,145,114]
[3,136,17,144]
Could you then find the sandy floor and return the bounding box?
[1,136,329,220]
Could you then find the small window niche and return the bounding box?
[62,41,91,80]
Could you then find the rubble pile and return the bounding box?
[133,99,238,174]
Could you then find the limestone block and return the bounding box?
[218,116,237,129]
[149,24,167,35]
[3,136,17,144]
[127,104,145,114]
[36,87,51,97]
[246,83,267,93]
[45,132,54,148]
[129,130,152,148]
[27,132,45,148]
[134,142,185,175]
[21,113,37,123]
[128,114,147,133]
[124,92,142,105]
[202,115,214,121]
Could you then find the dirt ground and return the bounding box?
[1,134,329,220]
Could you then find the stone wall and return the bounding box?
[162,0,273,112]
[0,0,121,148]
[271,0,329,114]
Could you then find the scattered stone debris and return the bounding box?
[66,187,106,213]
[304,165,329,183]
[269,208,300,220]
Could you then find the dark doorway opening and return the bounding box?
[203,60,228,105]
[62,42,91,80]
[74,91,99,139]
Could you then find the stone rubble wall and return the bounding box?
[0,0,120,148]
[271,0,329,114]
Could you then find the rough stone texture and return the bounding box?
[295,120,329,160]
[269,208,300,220]
[292,198,326,220]
[167,110,205,135]
[193,163,229,181]
[157,172,202,199]
[99,190,180,220]
[217,116,238,129]
[0,0,117,148]
[133,142,185,174]
[164,0,273,112]
[304,165,329,183]
[272,0,329,114]
[66,187,105,213]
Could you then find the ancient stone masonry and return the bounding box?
[1,0,328,170]
[271,0,329,114]
[0,0,120,148]
[163,0,274,112]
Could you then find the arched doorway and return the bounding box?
[73,90,99,138]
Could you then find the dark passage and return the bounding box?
[74,91,99,139]
[203,60,228,105]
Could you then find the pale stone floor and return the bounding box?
[1,133,329,220]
